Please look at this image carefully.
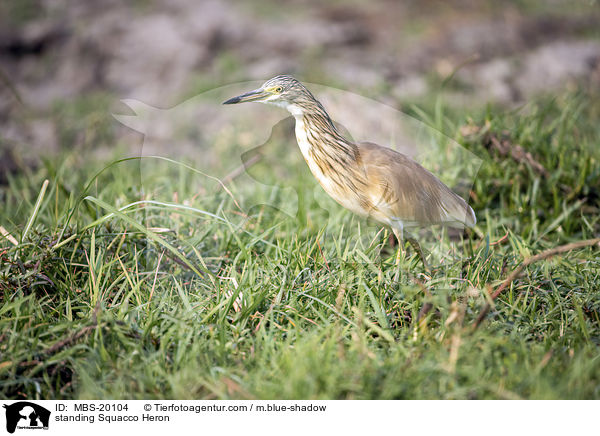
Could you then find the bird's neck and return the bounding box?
[287,101,358,163]
[286,98,368,201]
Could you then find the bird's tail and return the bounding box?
[463,204,477,227]
[442,190,476,228]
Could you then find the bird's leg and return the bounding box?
[392,227,404,266]
[407,237,430,271]
[395,241,404,266]
[392,227,405,282]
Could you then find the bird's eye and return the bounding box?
[275,86,283,93]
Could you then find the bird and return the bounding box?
[223,75,476,268]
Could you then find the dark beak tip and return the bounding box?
[222,97,240,105]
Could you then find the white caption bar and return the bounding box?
[0,400,596,435]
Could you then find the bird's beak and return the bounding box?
[223,88,270,104]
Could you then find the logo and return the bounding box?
[3,402,50,434]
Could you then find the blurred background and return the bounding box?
[1,0,599,175]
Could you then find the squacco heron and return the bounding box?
[224,75,476,268]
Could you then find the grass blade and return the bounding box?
[84,195,211,278]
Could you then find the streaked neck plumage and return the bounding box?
[280,96,366,198]
[283,98,358,162]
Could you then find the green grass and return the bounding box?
[1,88,599,400]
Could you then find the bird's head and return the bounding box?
[223,75,314,115]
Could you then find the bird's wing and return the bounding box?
[357,141,476,227]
